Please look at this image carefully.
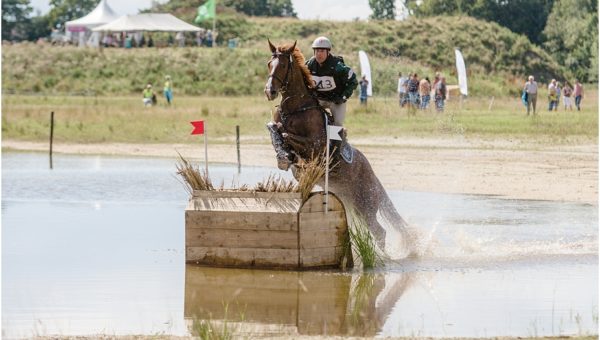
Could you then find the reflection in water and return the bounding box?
[184,266,415,337]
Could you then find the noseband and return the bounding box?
[268,52,293,93]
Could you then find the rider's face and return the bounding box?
[314,48,329,64]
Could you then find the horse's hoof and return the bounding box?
[277,158,291,171]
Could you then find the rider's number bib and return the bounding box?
[312,76,337,92]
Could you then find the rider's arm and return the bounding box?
[335,62,357,100]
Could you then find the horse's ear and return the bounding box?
[268,39,276,53]
[287,40,297,53]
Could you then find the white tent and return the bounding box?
[92,14,201,32]
[65,0,119,47]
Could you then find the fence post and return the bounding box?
[236,125,241,173]
[49,111,54,169]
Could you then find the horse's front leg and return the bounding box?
[266,121,293,170]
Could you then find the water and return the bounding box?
[2,151,598,338]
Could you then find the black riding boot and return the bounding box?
[266,121,292,170]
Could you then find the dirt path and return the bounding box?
[3,137,597,205]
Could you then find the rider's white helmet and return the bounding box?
[311,36,332,50]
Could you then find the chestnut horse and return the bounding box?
[264,41,409,251]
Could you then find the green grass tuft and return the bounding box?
[348,209,385,269]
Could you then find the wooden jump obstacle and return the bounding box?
[185,190,350,269]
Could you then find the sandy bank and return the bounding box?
[3,137,597,205]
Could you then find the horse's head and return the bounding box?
[264,39,297,101]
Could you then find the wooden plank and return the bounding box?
[187,229,298,249]
[187,246,299,268]
[299,211,348,249]
[193,190,302,200]
[187,197,302,213]
[299,246,345,268]
[186,210,298,231]
[300,192,345,213]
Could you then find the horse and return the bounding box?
[264,40,410,252]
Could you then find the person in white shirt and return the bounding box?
[397,72,408,108]
[523,75,538,115]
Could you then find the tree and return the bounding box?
[542,0,598,82]
[406,0,555,45]
[369,0,396,20]
[47,0,99,29]
[222,0,296,17]
[23,14,52,41]
[2,0,33,40]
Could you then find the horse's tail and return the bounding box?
[379,191,408,230]
[377,189,415,258]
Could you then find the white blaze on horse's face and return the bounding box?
[265,56,280,101]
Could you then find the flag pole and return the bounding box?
[204,122,209,176]
[212,0,216,34]
[324,127,330,214]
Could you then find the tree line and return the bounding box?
[2,0,597,81]
[370,0,598,82]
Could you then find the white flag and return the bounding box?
[358,50,373,96]
[327,125,343,141]
[455,49,468,96]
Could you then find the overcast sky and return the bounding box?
[28,0,380,20]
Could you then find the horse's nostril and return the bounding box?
[271,90,277,96]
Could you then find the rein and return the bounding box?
[268,51,293,93]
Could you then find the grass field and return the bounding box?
[2,90,597,146]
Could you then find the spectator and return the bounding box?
[196,29,205,46]
[548,79,557,111]
[397,72,408,107]
[435,76,447,113]
[407,73,420,113]
[562,82,573,111]
[176,31,185,47]
[359,75,369,105]
[147,33,154,48]
[124,35,133,49]
[419,77,431,110]
[142,84,155,107]
[139,34,146,47]
[206,30,213,47]
[573,80,584,111]
[555,81,561,111]
[163,75,173,105]
[524,75,538,115]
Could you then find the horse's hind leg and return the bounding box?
[266,122,292,170]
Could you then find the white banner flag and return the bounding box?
[455,49,468,96]
[327,125,343,141]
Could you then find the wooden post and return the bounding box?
[49,111,54,169]
[236,125,241,173]
[488,96,495,111]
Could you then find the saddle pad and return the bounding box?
[340,142,354,164]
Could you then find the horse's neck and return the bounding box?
[280,67,314,110]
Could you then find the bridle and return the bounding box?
[268,51,293,93]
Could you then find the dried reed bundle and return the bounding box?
[175,153,214,196]
[176,150,332,201]
[254,173,297,192]
[295,150,335,202]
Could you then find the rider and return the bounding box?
[306,36,358,127]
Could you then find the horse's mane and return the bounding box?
[278,43,315,89]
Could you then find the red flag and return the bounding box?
[190,120,204,135]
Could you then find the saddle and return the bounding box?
[321,107,353,164]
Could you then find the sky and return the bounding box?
[28,0,381,21]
